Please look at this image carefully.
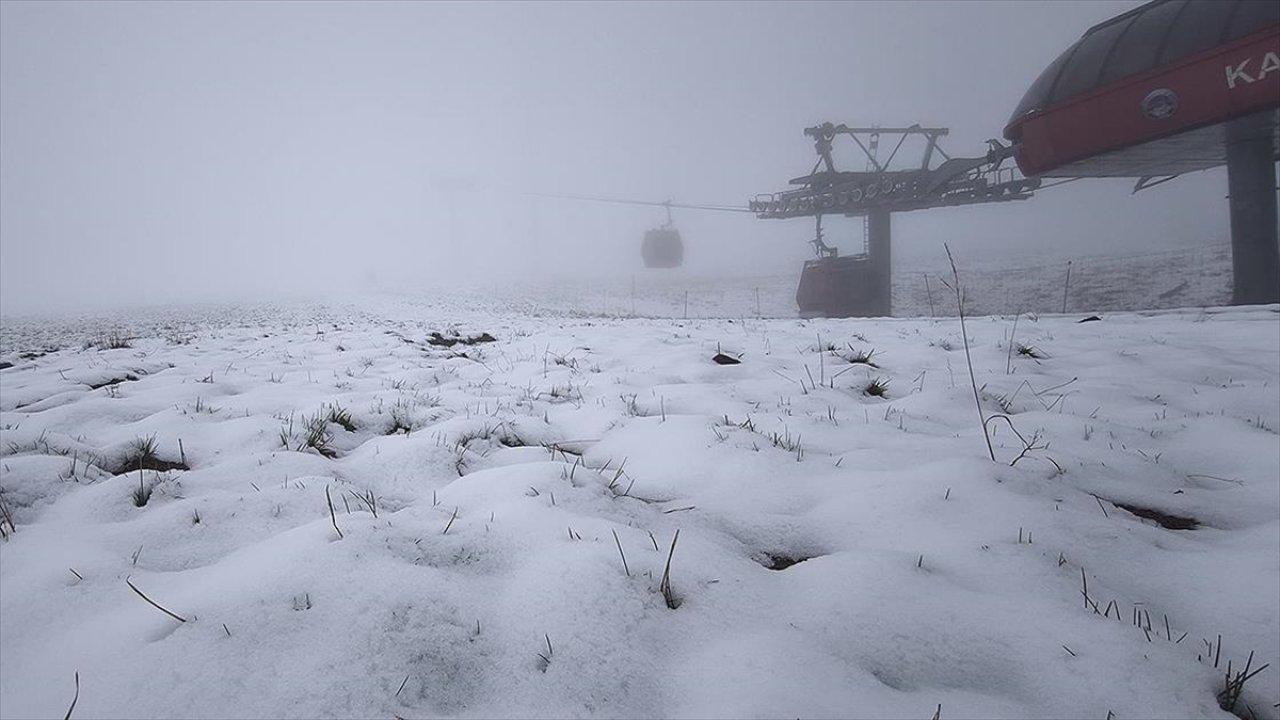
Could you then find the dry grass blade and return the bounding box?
[325,484,343,539]
[983,414,1049,467]
[63,671,79,720]
[612,529,631,577]
[125,578,187,622]
[535,633,554,672]
[1006,312,1020,375]
[944,244,995,462]
[659,528,681,609]
[0,497,16,540]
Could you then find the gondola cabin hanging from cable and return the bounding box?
[529,194,751,270]
[641,202,684,269]
[795,214,886,317]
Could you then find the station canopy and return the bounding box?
[1005,0,1280,177]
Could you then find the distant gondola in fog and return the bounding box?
[640,203,683,269]
[528,193,753,272]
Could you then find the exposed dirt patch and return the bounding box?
[756,552,820,570]
[110,456,189,475]
[1112,501,1200,530]
[0,362,12,370]
[86,374,138,390]
[426,332,497,348]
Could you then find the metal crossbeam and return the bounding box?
[753,122,1039,220]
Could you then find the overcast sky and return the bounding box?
[0,0,1232,314]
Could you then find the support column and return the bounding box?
[867,209,893,316]
[1226,112,1279,306]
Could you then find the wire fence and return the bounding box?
[506,242,1234,319]
[1,243,1238,354]
[895,243,1233,317]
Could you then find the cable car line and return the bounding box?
[525,192,754,214]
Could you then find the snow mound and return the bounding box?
[1,302,1277,718]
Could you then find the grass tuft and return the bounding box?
[1015,343,1047,360]
[324,402,356,432]
[843,345,879,367]
[766,427,803,460]
[301,414,336,457]
[281,412,338,458]
[128,434,158,469]
[116,435,187,474]
[387,398,415,435]
[131,469,154,507]
[88,332,132,350]
[1217,650,1269,713]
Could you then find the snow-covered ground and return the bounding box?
[1,288,1277,718]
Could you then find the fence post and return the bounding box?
[1061,261,1072,314]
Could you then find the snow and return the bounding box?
[1,293,1277,719]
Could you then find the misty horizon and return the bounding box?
[0,0,1237,315]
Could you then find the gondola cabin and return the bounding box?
[796,255,881,317]
[641,225,684,268]
[641,203,685,269]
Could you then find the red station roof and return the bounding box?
[1004,0,1279,178]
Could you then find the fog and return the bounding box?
[0,0,1229,315]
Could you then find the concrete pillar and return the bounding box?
[867,209,893,316]
[1226,112,1279,306]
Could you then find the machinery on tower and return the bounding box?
[750,123,1040,317]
